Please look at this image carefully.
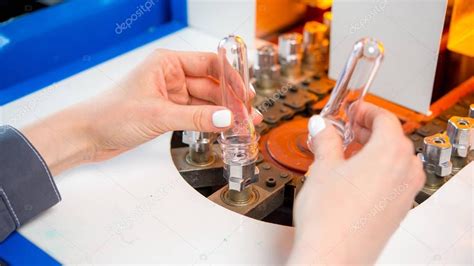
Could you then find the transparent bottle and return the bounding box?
[217,35,259,192]
[315,38,384,148]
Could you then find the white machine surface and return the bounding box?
[330,0,447,114]
[2,27,473,264]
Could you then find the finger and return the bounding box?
[353,123,372,145]
[308,115,344,165]
[186,79,261,126]
[249,107,263,125]
[153,50,256,100]
[186,76,221,104]
[350,102,403,143]
[171,50,220,79]
[188,97,213,106]
[161,102,232,132]
[406,156,426,194]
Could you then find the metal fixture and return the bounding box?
[254,45,280,91]
[217,35,259,201]
[313,38,384,148]
[278,33,303,79]
[174,131,224,189]
[182,131,216,166]
[170,29,473,225]
[447,116,473,173]
[302,21,329,73]
[417,133,452,203]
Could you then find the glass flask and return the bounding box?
[314,38,384,148]
[217,35,259,192]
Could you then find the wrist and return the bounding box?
[22,105,95,176]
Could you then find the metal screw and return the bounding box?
[261,163,271,170]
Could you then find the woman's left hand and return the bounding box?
[23,49,262,175]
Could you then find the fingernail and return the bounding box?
[253,107,262,117]
[249,83,256,94]
[308,115,326,137]
[212,109,232,128]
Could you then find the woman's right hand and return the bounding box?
[288,102,426,264]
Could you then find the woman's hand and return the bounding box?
[288,102,425,264]
[23,49,261,175]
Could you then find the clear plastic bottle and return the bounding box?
[217,35,259,192]
[315,38,384,148]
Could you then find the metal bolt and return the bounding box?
[254,45,280,89]
[278,33,303,78]
[419,133,452,177]
[279,172,289,178]
[266,177,276,188]
[278,33,303,64]
[303,21,327,53]
[447,116,473,158]
[261,163,271,170]
[255,45,278,70]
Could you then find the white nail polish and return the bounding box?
[212,109,232,128]
[308,115,326,137]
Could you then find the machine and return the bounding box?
[170,1,474,228]
[0,0,472,264]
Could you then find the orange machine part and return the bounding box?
[265,118,313,172]
[262,78,474,174]
[262,118,362,173]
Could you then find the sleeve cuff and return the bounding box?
[0,125,61,232]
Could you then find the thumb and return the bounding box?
[162,102,232,132]
[308,115,344,165]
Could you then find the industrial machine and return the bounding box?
[170,3,474,226]
[1,0,472,264]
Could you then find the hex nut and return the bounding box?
[422,133,453,177]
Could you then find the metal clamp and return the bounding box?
[225,163,259,191]
[182,131,216,165]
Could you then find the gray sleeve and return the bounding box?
[0,125,61,242]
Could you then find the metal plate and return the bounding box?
[302,76,335,96]
[281,86,318,111]
[260,101,295,125]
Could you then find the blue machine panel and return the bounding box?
[0,0,187,105]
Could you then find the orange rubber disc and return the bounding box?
[265,118,314,172]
